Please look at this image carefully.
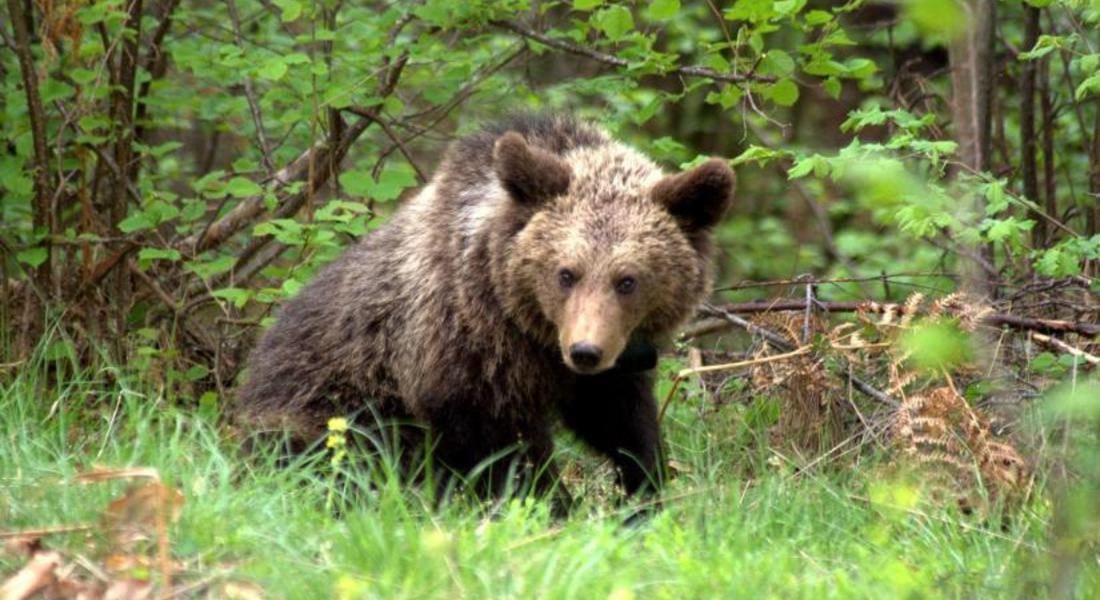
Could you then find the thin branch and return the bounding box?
[344,108,428,183]
[226,0,275,175]
[715,272,960,292]
[492,20,775,84]
[6,0,53,291]
[700,299,1100,337]
[177,48,412,257]
[134,0,182,150]
[1039,53,1056,245]
[1021,6,1042,247]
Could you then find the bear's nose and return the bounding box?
[569,343,603,369]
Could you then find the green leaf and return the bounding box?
[1029,352,1059,374]
[766,79,800,106]
[118,212,154,233]
[731,145,788,167]
[787,154,826,179]
[1019,34,1061,61]
[984,216,1034,246]
[138,248,182,263]
[900,320,971,373]
[804,9,833,26]
[274,0,302,22]
[253,218,305,245]
[338,171,373,197]
[573,0,604,10]
[593,5,634,41]
[212,287,252,309]
[822,77,841,99]
[186,254,237,278]
[282,278,303,297]
[705,85,743,109]
[644,0,680,21]
[70,68,98,86]
[258,58,289,81]
[773,0,805,17]
[1034,247,1081,277]
[340,164,418,202]
[982,179,1009,215]
[1075,73,1100,101]
[760,50,795,77]
[40,79,75,104]
[1078,54,1100,75]
[843,58,877,79]
[17,247,48,268]
[226,177,262,198]
[183,365,209,382]
[371,165,419,202]
[903,0,966,41]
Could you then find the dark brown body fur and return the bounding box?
[237,115,734,503]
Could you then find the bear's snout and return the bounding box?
[568,342,603,370]
[558,290,630,374]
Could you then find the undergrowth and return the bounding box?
[2,351,1092,599]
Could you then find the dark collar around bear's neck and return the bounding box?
[609,337,658,373]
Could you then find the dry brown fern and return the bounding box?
[892,383,1029,511]
[746,313,844,456]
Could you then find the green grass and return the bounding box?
[0,358,1091,599]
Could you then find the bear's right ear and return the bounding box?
[651,158,735,234]
[493,132,572,206]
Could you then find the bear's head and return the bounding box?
[493,131,735,375]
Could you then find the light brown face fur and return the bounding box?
[496,135,735,375]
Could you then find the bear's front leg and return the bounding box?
[421,402,570,510]
[561,371,663,497]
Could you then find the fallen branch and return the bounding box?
[699,304,900,408]
[492,20,776,84]
[693,300,1099,338]
[1032,333,1099,367]
[658,346,812,423]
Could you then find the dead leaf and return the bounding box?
[0,549,61,600]
[103,578,152,600]
[1,535,41,558]
[102,481,185,549]
[219,581,265,600]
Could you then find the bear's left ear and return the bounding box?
[493,131,572,206]
[651,158,735,233]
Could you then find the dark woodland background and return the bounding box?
[2,0,1097,385]
[2,1,1100,596]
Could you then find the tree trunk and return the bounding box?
[947,0,998,288]
[1020,7,1041,246]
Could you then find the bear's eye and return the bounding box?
[558,268,578,289]
[615,276,637,295]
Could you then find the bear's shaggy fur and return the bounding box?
[237,115,734,501]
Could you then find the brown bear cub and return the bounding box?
[237,114,734,508]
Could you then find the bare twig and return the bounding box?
[1021,6,1041,246]
[492,20,775,84]
[344,108,428,183]
[134,0,182,150]
[703,299,1100,337]
[715,272,960,292]
[226,0,275,175]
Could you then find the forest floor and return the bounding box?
[0,360,1092,599]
